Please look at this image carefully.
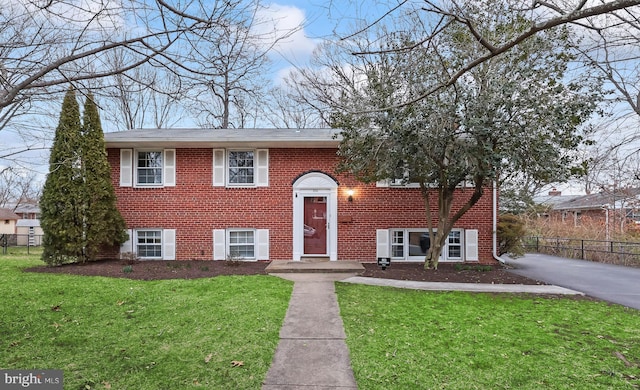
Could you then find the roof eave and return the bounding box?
[104,139,341,149]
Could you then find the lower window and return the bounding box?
[137,230,162,258]
[390,229,463,261]
[228,230,255,259]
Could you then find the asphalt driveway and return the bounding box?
[505,253,640,310]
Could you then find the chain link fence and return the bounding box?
[1,234,44,254]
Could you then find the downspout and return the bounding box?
[492,181,506,264]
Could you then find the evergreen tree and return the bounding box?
[41,89,128,265]
[41,88,85,265]
[82,93,128,260]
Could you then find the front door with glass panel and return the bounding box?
[303,196,327,255]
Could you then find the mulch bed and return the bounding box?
[24,259,545,285]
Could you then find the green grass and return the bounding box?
[0,251,292,390]
[336,283,640,390]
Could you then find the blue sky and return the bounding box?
[1,1,366,178]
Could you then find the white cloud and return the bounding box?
[256,3,320,65]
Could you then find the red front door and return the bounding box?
[303,196,327,254]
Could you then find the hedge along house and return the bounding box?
[104,128,499,264]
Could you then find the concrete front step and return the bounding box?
[265,260,365,274]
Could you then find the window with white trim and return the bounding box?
[447,230,462,259]
[212,149,268,187]
[137,230,162,258]
[137,151,163,185]
[228,229,255,259]
[120,149,175,188]
[389,229,464,261]
[391,230,404,257]
[228,151,254,185]
[213,228,269,260]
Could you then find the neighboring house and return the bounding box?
[0,208,19,235]
[542,188,640,228]
[13,203,41,220]
[104,128,500,263]
[15,219,44,246]
[532,188,582,212]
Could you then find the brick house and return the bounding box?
[104,128,499,263]
[541,188,640,229]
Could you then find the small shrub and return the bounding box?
[120,252,139,265]
[225,254,241,267]
[498,213,526,257]
[122,265,133,274]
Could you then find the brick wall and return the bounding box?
[108,147,497,263]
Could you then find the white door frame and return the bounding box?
[292,172,338,261]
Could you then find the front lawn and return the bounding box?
[337,283,640,389]
[0,252,292,389]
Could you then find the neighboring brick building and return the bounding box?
[104,128,498,263]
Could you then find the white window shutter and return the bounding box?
[256,229,269,260]
[256,149,269,187]
[213,229,226,260]
[212,149,226,187]
[163,229,176,260]
[376,229,389,258]
[465,229,479,261]
[120,229,134,256]
[120,149,133,187]
[164,149,176,187]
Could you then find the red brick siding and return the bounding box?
[108,147,497,263]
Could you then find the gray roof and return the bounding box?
[104,128,343,149]
[0,208,19,220]
[533,194,582,207]
[16,219,40,227]
[552,188,640,211]
[14,203,40,214]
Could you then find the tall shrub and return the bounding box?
[41,89,128,265]
[82,93,128,260]
[41,88,85,264]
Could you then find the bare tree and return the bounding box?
[326,0,640,110]
[183,2,299,129]
[260,84,328,128]
[0,167,41,208]
[569,7,640,190]
[1,0,278,149]
[96,50,188,130]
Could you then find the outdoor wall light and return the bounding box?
[347,189,354,202]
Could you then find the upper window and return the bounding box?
[228,151,255,185]
[213,149,268,188]
[137,151,163,185]
[120,149,175,188]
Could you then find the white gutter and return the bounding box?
[492,181,506,264]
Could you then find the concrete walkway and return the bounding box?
[342,276,583,295]
[262,271,582,389]
[262,273,358,390]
